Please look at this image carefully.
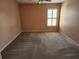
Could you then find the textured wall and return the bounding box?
[0,0,21,51]
[60,0,79,43]
[19,3,61,32]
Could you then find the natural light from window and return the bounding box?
[47,9,57,26]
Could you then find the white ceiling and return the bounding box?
[16,0,64,3]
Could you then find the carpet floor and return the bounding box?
[2,32,79,59]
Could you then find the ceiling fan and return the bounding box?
[39,0,51,1]
[38,0,52,4]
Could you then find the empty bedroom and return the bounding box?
[0,0,79,59]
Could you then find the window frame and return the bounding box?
[47,8,57,27]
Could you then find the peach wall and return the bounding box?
[19,3,61,32]
[60,0,79,43]
[0,0,21,51]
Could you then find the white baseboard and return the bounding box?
[60,32,79,49]
[0,32,21,52]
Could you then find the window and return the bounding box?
[47,9,57,26]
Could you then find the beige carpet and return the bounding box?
[2,32,79,59]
